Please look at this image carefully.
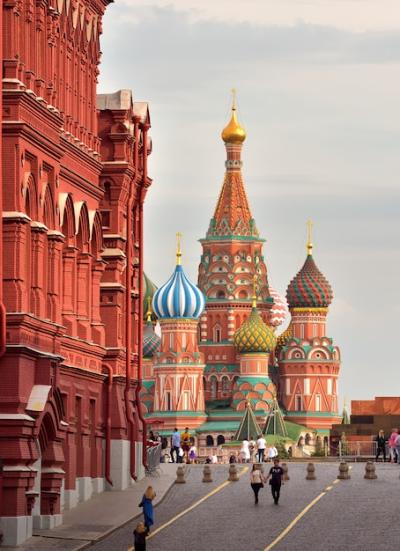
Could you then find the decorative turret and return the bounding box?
[148,234,207,431]
[221,89,246,144]
[143,298,161,358]
[278,222,341,430]
[234,284,276,354]
[143,273,158,322]
[268,286,289,328]
[205,90,259,240]
[153,233,205,319]
[231,279,277,412]
[286,221,332,309]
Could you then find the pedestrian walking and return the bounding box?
[395,432,400,465]
[388,428,398,463]
[178,446,185,463]
[240,438,250,463]
[267,445,278,462]
[133,521,149,551]
[171,428,181,463]
[250,464,264,504]
[375,429,386,462]
[256,434,266,463]
[266,458,284,505]
[138,486,156,532]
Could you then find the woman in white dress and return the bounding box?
[240,439,251,463]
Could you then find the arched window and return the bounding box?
[213,324,222,343]
[210,376,217,400]
[217,290,225,299]
[238,290,248,299]
[221,376,230,392]
[206,435,214,446]
[217,435,225,445]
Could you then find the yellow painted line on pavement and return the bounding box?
[264,474,343,551]
[264,491,326,551]
[127,466,249,549]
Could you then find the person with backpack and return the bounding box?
[266,457,284,505]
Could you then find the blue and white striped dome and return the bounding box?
[152,264,205,319]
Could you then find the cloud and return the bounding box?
[117,0,400,32]
[98,4,400,401]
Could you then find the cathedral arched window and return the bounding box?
[217,435,225,445]
[210,376,217,400]
[213,324,222,343]
[217,290,225,299]
[206,435,214,446]
[221,376,230,392]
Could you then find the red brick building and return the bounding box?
[0,1,152,545]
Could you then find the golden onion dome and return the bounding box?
[221,109,246,144]
[221,89,246,144]
[234,306,276,354]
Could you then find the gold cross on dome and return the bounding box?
[231,88,237,110]
[176,232,182,265]
[306,219,313,255]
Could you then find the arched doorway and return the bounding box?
[33,412,65,529]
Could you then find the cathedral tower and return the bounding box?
[198,92,286,401]
[150,236,207,430]
[278,223,341,430]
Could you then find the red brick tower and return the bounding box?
[278,222,341,430]
[198,92,273,401]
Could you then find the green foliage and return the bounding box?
[311,449,326,457]
[275,440,289,459]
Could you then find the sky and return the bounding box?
[98,0,400,406]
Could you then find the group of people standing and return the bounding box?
[376,428,400,463]
[170,427,197,463]
[239,434,278,463]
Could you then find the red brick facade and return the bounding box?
[0,1,152,545]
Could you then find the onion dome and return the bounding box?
[143,272,158,321]
[152,233,205,320]
[286,222,333,308]
[143,299,161,358]
[234,285,277,353]
[221,89,246,144]
[268,286,289,328]
[276,323,292,348]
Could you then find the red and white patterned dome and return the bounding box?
[268,286,289,328]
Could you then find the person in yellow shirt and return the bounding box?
[181,427,191,461]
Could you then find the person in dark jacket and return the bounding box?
[133,521,149,551]
[266,457,284,505]
[375,429,386,462]
[138,486,156,531]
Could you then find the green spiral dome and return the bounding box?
[234,307,277,353]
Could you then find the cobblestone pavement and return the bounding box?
[91,462,400,551]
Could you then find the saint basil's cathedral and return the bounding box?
[142,96,342,446]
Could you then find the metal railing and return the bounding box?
[146,443,161,475]
[338,441,385,461]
